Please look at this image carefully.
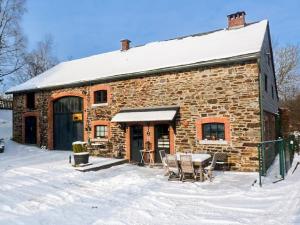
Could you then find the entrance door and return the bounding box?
[130,125,144,162]
[155,124,170,162]
[25,116,37,144]
[53,97,83,150]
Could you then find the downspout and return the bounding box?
[257,57,265,181]
[257,58,264,142]
[87,81,92,144]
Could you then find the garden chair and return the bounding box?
[159,150,168,176]
[166,154,180,180]
[180,154,197,182]
[215,152,228,171]
[204,152,227,181]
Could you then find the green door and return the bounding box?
[130,125,144,162]
[53,97,83,150]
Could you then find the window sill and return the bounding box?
[198,140,228,145]
[92,103,108,108]
[90,138,109,142]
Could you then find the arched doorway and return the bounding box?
[53,96,83,150]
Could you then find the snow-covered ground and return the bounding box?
[1,109,300,225]
[0,109,12,140]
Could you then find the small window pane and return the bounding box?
[218,124,224,131]
[211,124,217,132]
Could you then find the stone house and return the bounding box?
[7,12,278,171]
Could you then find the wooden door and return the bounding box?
[130,125,144,162]
[25,116,37,144]
[53,97,83,150]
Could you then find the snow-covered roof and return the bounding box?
[111,106,179,122]
[7,20,268,93]
[111,110,177,123]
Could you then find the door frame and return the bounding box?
[47,91,87,150]
[53,96,84,150]
[22,111,40,145]
[154,124,171,163]
[125,122,175,161]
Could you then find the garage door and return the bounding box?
[53,96,83,150]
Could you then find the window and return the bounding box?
[196,117,230,143]
[26,92,35,109]
[271,85,274,99]
[264,74,268,92]
[95,125,108,138]
[202,123,225,140]
[94,90,107,104]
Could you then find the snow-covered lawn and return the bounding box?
[1,109,300,225]
[0,109,12,140]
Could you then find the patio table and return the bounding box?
[176,153,211,181]
[140,149,155,166]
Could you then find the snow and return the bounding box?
[1,109,300,225]
[72,141,87,145]
[111,109,177,122]
[7,20,268,93]
[0,110,12,140]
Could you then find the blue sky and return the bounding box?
[22,0,300,61]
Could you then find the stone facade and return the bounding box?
[12,59,264,171]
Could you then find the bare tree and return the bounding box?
[16,35,58,83]
[0,0,26,79]
[274,44,300,102]
[284,93,300,131]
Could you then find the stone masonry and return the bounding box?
[13,59,261,171]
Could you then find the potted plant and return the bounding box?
[72,141,89,165]
[0,138,4,153]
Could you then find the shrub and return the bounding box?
[72,141,87,153]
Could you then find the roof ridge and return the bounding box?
[130,20,264,49]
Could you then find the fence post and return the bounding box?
[262,144,266,176]
[279,139,285,179]
[289,139,293,165]
[258,144,262,187]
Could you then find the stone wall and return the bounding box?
[13,59,261,171]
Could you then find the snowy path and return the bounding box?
[1,110,300,225]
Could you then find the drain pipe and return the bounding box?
[257,58,264,143]
[257,58,265,187]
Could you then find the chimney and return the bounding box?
[121,39,131,51]
[227,11,246,29]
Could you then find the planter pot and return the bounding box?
[73,152,89,165]
[0,145,4,153]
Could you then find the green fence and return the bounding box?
[257,136,298,187]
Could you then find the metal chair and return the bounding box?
[166,154,180,180]
[180,154,197,182]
